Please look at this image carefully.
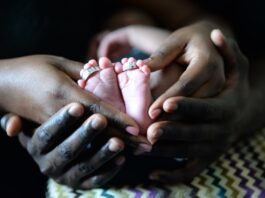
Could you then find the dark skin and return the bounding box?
[2,30,257,186]
[0,55,138,130]
[2,103,128,189]
[0,55,150,189]
[146,30,263,182]
[2,0,264,188]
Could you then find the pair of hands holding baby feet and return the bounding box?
[0,21,250,188]
[93,22,250,183]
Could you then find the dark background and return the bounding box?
[0,0,264,197]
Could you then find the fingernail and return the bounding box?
[6,118,15,136]
[108,139,124,152]
[150,109,161,119]
[115,156,125,166]
[164,102,178,113]
[126,126,139,136]
[68,104,84,117]
[90,117,106,131]
[150,129,163,145]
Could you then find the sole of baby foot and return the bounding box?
[80,57,125,112]
[118,57,153,134]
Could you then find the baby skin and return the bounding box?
[78,57,152,135]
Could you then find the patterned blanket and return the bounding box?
[47,129,265,198]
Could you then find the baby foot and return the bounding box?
[116,57,153,134]
[79,57,125,112]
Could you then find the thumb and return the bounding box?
[1,113,22,137]
[144,33,185,71]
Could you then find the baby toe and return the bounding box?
[99,57,113,69]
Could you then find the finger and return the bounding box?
[162,96,229,121]
[211,29,249,77]
[144,33,185,71]
[28,103,84,154]
[147,120,221,144]
[148,54,224,119]
[18,132,31,148]
[66,84,139,135]
[149,159,208,183]
[107,127,152,153]
[79,156,125,189]
[1,113,22,137]
[211,29,236,67]
[42,114,107,175]
[63,138,124,183]
[51,56,84,80]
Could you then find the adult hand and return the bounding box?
[146,21,228,119]
[0,55,139,134]
[4,103,127,189]
[146,30,250,183]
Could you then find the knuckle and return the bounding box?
[47,82,67,101]
[36,127,52,144]
[57,143,73,161]
[88,103,101,114]
[52,110,70,126]
[78,127,90,140]
[78,163,95,175]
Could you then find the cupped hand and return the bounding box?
[147,30,250,183]
[146,22,228,119]
[8,103,127,189]
[0,55,139,133]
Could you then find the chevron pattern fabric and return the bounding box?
[46,129,265,198]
